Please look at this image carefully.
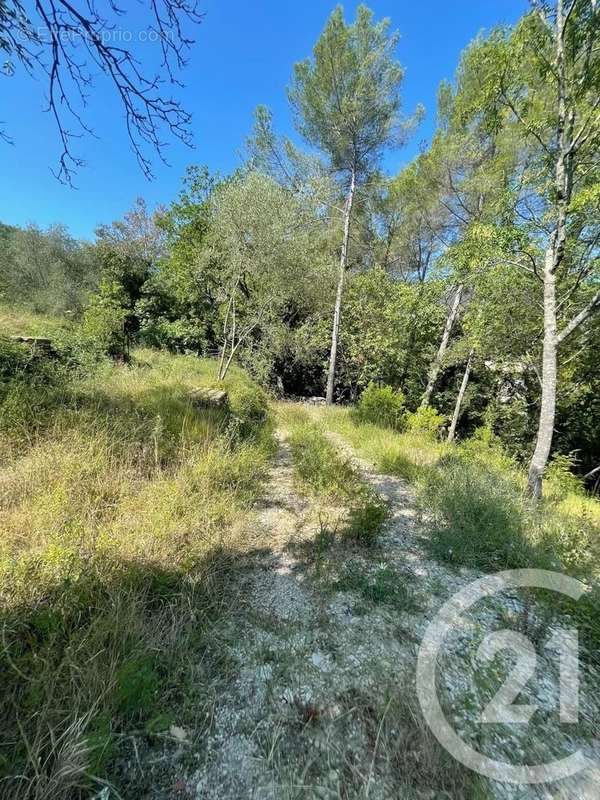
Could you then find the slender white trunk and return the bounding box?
[527,0,569,498]
[528,249,558,498]
[421,284,463,407]
[217,293,233,380]
[326,168,356,405]
[448,349,474,443]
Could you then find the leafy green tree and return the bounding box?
[91,200,164,353]
[81,280,128,359]
[137,167,225,354]
[204,171,331,381]
[339,268,446,404]
[456,1,600,497]
[289,4,419,403]
[415,81,517,409]
[0,223,99,314]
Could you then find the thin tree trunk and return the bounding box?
[448,349,474,443]
[527,0,569,498]
[528,250,559,498]
[220,315,263,380]
[217,287,235,380]
[420,284,463,407]
[326,167,356,405]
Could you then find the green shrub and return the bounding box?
[227,381,271,440]
[405,405,444,436]
[484,396,536,461]
[460,427,518,476]
[354,382,406,429]
[345,489,389,545]
[545,452,585,499]
[80,280,129,359]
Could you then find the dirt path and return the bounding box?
[189,429,431,800]
[183,426,599,800]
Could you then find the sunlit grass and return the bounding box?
[279,403,388,546]
[0,348,274,797]
[0,303,73,337]
[312,404,600,579]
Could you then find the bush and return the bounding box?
[227,381,271,440]
[0,337,80,452]
[545,452,585,499]
[404,405,445,436]
[345,489,388,545]
[354,382,406,429]
[422,453,539,571]
[80,280,129,359]
[459,426,518,476]
[484,396,535,461]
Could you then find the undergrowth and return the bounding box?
[317,406,600,647]
[0,345,274,799]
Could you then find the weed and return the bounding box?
[283,407,388,546]
[288,421,357,499]
[314,404,600,651]
[332,562,416,610]
[0,348,274,797]
[344,490,389,545]
[421,452,537,571]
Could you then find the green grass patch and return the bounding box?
[280,404,388,545]
[332,562,417,610]
[288,421,357,498]
[312,405,600,652]
[0,348,274,796]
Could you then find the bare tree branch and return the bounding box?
[1,0,203,184]
[556,286,600,344]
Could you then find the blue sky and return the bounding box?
[1,0,526,240]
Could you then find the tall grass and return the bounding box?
[280,404,387,545]
[0,304,74,338]
[317,406,600,644]
[0,347,273,798]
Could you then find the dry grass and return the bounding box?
[0,348,274,798]
[278,404,388,546]
[0,304,73,338]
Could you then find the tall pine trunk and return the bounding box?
[420,284,463,407]
[326,168,356,404]
[447,349,474,443]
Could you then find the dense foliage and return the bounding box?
[2,2,599,496]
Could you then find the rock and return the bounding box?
[280,687,295,704]
[169,725,189,742]
[11,336,54,353]
[310,651,333,671]
[189,387,228,407]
